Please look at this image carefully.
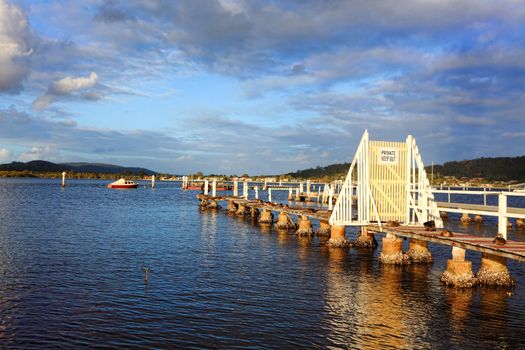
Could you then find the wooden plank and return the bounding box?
[436,202,525,215]
[366,225,525,262]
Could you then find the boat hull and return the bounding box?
[107,184,139,189]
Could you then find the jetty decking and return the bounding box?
[367,225,525,262]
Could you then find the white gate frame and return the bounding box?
[329,131,442,229]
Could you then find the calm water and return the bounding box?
[1,178,525,349]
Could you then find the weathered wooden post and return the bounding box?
[61,172,66,187]
[151,175,155,188]
[379,233,409,265]
[407,239,432,263]
[327,224,350,247]
[317,220,331,236]
[476,253,515,286]
[275,212,296,229]
[296,215,313,236]
[460,213,471,223]
[441,246,476,288]
[258,209,274,224]
[353,226,377,249]
[204,179,209,195]
[212,179,217,197]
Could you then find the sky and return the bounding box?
[0,0,524,175]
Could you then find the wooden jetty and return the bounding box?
[195,131,524,289]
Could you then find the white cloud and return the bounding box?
[19,145,60,162]
[33,72,99,110]
[0,147,12,162]
[0,0,33,93]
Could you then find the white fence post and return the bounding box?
[498,193,508,239]
[234,180,238,197]
[268,188,272,202]
[204,179,209,195]
[212,179,217,197]
[255,186,258,199]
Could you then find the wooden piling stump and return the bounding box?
[236,203,249,216]
[516,218,525,229]
[316,220,331,237]
[407,239,433,263]
[327,225,350,247]
[476,253,515,287]
[379,234,410,265]
[441,247,477,288]
[227,200,237,213]
[353,227,377,249]
[460,213,471,224]
[207,199,220,210]
[440,211,448,219]
[296,215,314,236]
[473,215,483,223]
[258,209,274,224]
[274,212,297,229]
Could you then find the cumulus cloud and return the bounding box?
[33,72,99,110]
[19,145,60,162]
[0,0,33,93]
[0,147,12,162]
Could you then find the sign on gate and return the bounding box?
[379,148,398,164]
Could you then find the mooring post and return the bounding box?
[151,175,155,188]
[212,179,217,197]
[204,179,209,195]
[441,246,476,288]
[327,224,350,247]
[379,233,409,265]
[61,171,66,187]
[476,253,515,286]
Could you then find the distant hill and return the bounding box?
[286,156,525,181]
[0,160,156,175]
[426,156,525,181]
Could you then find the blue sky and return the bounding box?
[0,0,524,175]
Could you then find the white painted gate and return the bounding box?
[329,131,442,229]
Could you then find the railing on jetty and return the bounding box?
[432,188,525,239]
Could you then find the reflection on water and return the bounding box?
[0,178,524,348]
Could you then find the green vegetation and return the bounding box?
[286,156,525,182]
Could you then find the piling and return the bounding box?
[316,220,331,236]
[476,253,515,287]
[250,206,259,218]
[327,225,350,247]
[440,211,448,219]
[227,200,237,213]
[379,234,410,265]
[152,175,155,188]
[473,215,483,223]
[441,247,476,288]
[258,209,274,224]
[460,213,471,224]
[61,172,66,187]
[296,215,314,236]
[207,199,220,210]
[236,203,250,216]
[275,212,297,229]
[353,227,377,249]
[288,188,293,201]
[517,218,525,229]
[407,239,433,263]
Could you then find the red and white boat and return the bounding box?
[107,178,139,189]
